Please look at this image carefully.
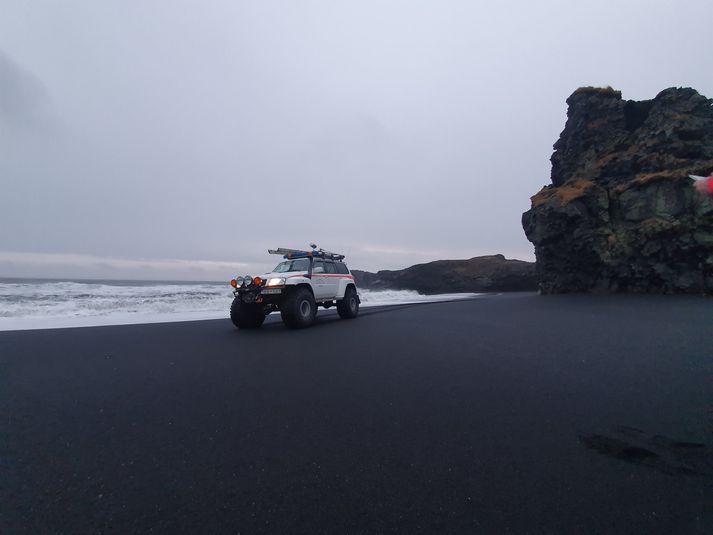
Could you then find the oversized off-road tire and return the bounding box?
[337,286,359,319]
[280,287,317,329]
[230,297,265,329]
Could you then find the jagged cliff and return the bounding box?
[352,255,537,294]
[522,87,713,294]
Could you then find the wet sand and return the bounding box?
[1,293,712,533]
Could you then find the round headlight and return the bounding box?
[244,276,253,287]
[235,276,245,287]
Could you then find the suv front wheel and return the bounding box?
[281,287,317,329]
[337,286,359,319]
[230,298,266,329]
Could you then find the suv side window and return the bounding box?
[325,261,336,274]
[335,262,349,274]
[313,260,325,273]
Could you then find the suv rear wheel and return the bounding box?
[281,287,317,329]
[230,298,266,329]
[337,286,359,319]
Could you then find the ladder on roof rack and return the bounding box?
[268,246,345,261]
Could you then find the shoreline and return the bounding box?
[0,292,484,332]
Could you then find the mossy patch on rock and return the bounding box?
[531,179,596,207]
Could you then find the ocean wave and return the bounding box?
[0,281,230,320]
[359,289,479,305]
[0,280,479,330]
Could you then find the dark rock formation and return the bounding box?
[522,87,713,294]
[352,255,537,294]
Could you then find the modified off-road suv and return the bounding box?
[229,245,360,329]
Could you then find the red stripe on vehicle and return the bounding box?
[284,274,353,279]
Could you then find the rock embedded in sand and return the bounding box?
[522,86,713,294]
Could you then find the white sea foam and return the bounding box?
[0,280,480,331]
[359,289,479,306]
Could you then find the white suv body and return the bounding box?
[265,257,354,300]
[229,247,360,329]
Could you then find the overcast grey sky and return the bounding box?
[1,0,712,280]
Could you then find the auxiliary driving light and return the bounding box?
[254,277,263,286]
[230,279,238,288]
[235,276,245,287]
[244,276,253,286]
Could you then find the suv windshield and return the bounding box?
[273,258,310,273]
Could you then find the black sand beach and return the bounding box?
[1,293,712,534]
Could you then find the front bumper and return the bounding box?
[234,287,283,304]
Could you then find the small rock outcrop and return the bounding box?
[352,255,537,294]
[522,87,713,294]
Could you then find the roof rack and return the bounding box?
[268,245,345,261]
